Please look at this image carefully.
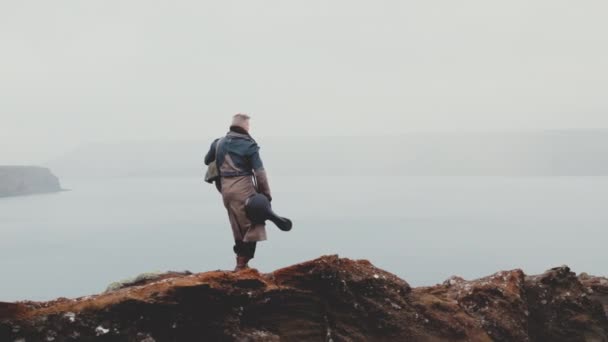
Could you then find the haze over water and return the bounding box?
[2,173,606,301]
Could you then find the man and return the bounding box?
[204,114,272,271]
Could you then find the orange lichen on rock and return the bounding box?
[1,256,608,341]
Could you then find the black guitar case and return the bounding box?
[245,193,293,231]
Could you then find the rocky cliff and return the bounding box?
[1,255,607,341]
[0,166,62,197]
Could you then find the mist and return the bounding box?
[2,0,608,164]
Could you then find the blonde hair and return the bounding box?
[232,113,251,128]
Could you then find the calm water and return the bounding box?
[1,176,606,301]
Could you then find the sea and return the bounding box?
[1,175,606,301]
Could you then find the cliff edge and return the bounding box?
[1,255,608,341]
[0,166,62,197]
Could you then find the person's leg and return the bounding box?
[233,240,256,271]
[234,240,257,258]
[224,176,260,271]
[243,241,257,259]
[233,240,243,255]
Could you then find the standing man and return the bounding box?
[204,114,272,271]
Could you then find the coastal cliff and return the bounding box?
[1,255,607,341]
[0,166,62,197]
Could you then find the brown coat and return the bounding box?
[221,175,267,242]
[216,130,271,242]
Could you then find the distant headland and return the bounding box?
[0,166,62,197]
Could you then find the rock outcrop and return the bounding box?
[1,256,607,341]
[0,166,62,197]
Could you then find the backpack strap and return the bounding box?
[215,137,224,176]
[215,137,223,155]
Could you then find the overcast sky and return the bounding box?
[1,0,607,163]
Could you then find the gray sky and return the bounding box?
[2,0,607,163]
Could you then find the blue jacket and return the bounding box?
[204,131,265,176]
[205,127,272,199]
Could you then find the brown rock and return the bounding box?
[1,256,607,341]
[526,266,608,341]
[579,272,608,320]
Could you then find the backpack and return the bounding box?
[204,138,223,184]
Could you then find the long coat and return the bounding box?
[205,130,272,242]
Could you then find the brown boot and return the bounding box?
[234,256,250,272]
